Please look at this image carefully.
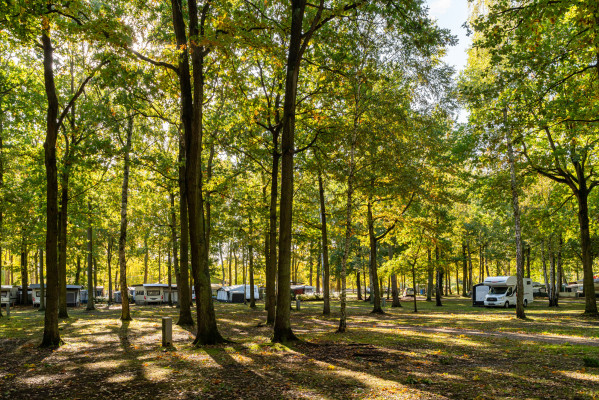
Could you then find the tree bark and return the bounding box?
[249,218,256,308]
[266,127,279,325]
[356,271,362,300]
[57,157,69,318]
[427,248,433,301]
[20,237,29,306]
[107,237,112,307]
[86,202,95,311]
[462,242,467,296]
[435,245,442,307]
[176,131,193,325]
[169,192,179,308]
[273,0,308,343]
[41,19,61,347]
[505,112,526,319]
[118,115,134,321]
[318,170,331,315]
[170,0,223,344]
[338,121,356,332]
[367,200,383,314]
[144,236,149,283]
[39,248,45,311]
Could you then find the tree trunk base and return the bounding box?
[336,321,347,333]
[272,328,299,344]
[121,315,132,322]
[391,301,401,307]
[176,317,194,327]
[371,307,384,314]
[40,335,62,348]
[58,310,69,319]
[193,332,229,346]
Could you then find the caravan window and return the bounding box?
[489,287,508,295]
[138,291,144,296]
[147,290,160,296]
[36,291,41,297]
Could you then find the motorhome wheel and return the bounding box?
[504,301,509,308]
[524,299,528,307]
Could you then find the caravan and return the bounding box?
[1,286,17,306]
[484,276,533,308]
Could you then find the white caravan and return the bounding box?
[484,276,533,308]
[1,285,18,306]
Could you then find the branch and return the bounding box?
[295,132,318,153]
[128,48,179,75]
[57,59,110,128]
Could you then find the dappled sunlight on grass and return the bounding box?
[1,298,599,399]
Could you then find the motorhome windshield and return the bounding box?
[489,287,508,295]
[147,290,160,296]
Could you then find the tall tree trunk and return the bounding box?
[412,256,418,313]
[39,248,45,311]
[86,202,95,311]
[144,236,148,283]
[462,242,467,297]
[249,218,256,308]
[316,240,321,294]
[549,244,556,307]
[20,237,29,306]
[467,241,473,292]
[338,121,356,332]
[118,115,134,321]
[41,19,61,346]
[556,234,563,307]
[107,237,113,307]
[93,257,98,301]
[318,170,331,315]
[272,0,310,343]
[576,186,597,313]
[356,271,362,300]
[158,246,162,283]
[309,245,313,287]
[542,241,549,302]
[170,0,222,345]
[57,139,70,320]
[75,255,81,285]
[266,129,279,324]
[367,200,383,314]
[505,111,526,319]
[391,275,401,307]
[435,245,442,307]
[168,248,173,306]
[525,245,531,279]
[176,131,192,325]
[169,193,180,307]
[426,248,433,301]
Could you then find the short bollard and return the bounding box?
[162,317,172,347]
[296,299,301,311]
[381,298,386,307]
[5,302,10,318]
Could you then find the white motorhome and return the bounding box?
[1,285,18,306]
[133,284,168,305]
[484,276,533,308]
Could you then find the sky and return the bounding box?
[426,0,472,73]
[425,0,472,122]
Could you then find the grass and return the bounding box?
[1,296,598,399]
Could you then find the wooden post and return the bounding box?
[295,299,301,311]
[162,317,172,347]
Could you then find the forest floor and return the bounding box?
[1,296,599,400]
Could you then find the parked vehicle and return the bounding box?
[484,276,533,308]
[403,288,415,297]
